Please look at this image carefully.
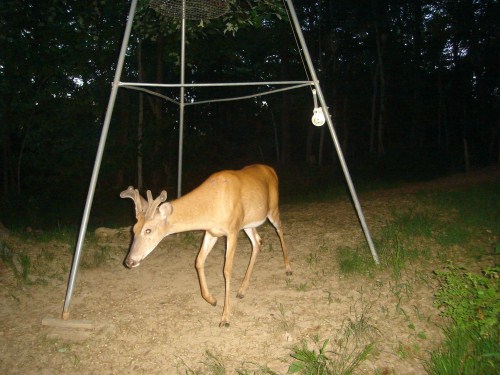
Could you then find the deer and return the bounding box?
[120,164,292,327]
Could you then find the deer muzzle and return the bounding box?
[125,257,141,268]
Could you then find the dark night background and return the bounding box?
[0,0,498,230]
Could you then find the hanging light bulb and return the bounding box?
[311,89,326,126]
[312,107,325,126]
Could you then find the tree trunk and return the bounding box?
[146,35,165,122]
[490,121,500,165]
[341,97,349,154]
[306,124,316,164]
[370,0,387,156]
[280,91,291,165]
[137,39,144,190]
[463,137,470,172]
[15,111,36,194]
[375,27,386,156]
[16,129,26,194]
[370,63,379,154]
[2,122,11,196]
[269,109,280,164]
[154,34,164,122]
[319,126,327,166]
[410,0,424,148]
[280,50,291,165]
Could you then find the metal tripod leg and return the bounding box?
[285,0,380,264]
[61,0,139,320]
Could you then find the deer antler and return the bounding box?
[145,190,167,219]
[120,186,148,217]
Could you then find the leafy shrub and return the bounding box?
[429,264,500,374]
[434,264,499,337]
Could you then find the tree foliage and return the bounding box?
[0,0,498,228]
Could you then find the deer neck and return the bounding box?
[166,191,216,234]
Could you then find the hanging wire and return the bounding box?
[122,85,180,105]
[185,83,312,106]
[282,0,313,92]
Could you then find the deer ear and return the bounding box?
[158,202,173,219]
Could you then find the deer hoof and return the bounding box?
[236,292,245,299]
[219,321,230,328]
[204,295,217,306]
[286,270,293,276]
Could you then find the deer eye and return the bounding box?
[145,228,152,234]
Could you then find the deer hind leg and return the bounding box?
[237,228,262,299]
[268,209,292,275]
[220,233,238,327]
[196,232,218,307]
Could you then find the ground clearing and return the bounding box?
[0,167,497,374]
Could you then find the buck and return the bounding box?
[120,164,292,327]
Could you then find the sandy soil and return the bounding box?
[0,167,497,374]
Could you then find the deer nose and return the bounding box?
[125,258,140,268]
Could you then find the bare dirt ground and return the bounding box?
[0,167,498,374]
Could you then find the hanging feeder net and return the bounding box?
[150,0,230,20]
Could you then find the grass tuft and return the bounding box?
[288,338,374,375]
[338,246,374,275]
[289,312,376,375]
[1,241,33,285]
[427,264,500,374]
[426,326,499,375]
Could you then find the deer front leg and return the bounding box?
[196,232,218,307]
[237,228,261,299]
[220,233,238,327]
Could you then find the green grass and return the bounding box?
[338,245,374,275]
[379,210,434,265]
[429,183,499,229]
[202,350,226,375]
[5,173,499,374]
[342,182,498,280]
[428,264,500,374]
[387,209,436,238]
[180,232,202,247]
[335,182,499,374]
[236,365,278,375]
[29,226,78,246]
[183,350,226,375]
[288,339,331,374]
[422,183,499,246]
[288,306,377,375]
[434,264,500,337]
[272,302,294,332]
[1,241,32,285]
[81,245,112,268]
[338,208,440,279]
[426,326,499,375]
[18,253,31,281]
[289,337,374,374]
[436,226,470,247]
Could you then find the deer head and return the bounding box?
[120,187,172,268]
